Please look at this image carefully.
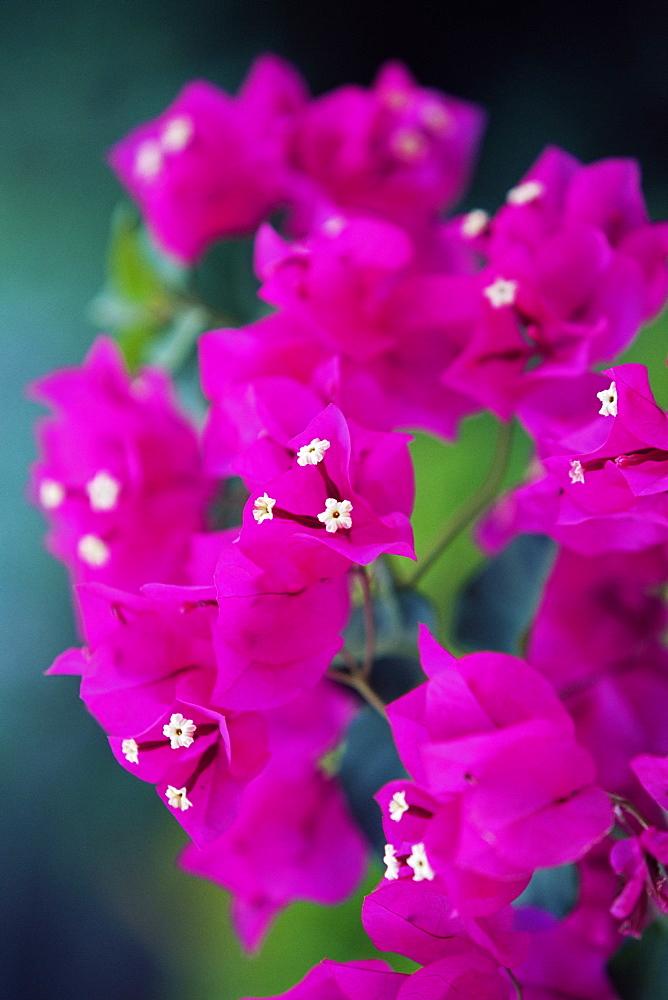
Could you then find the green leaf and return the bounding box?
[107,203,167,304]
[339,707,407,856]
[453,534,556,655]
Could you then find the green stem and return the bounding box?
[328,664,388,721]
[506,969,523,1000]
[356,566,376,681]
[408,419,514,589]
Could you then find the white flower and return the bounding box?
[77,534,110,567]
[483,277,517,309]
[389,790,409,822]
[86,471,121,511]
[165,785,193,811]
[253,493,276,524]
[121,739,139,764]
[162,713,196,749]
[407,842,435,882]
[597,381,618,417]
[419,101,451,133]
[134,139,163,180]
[321,216,346,237]
[390,127,428,162]
[506,179,544,205]
[297,438,331,466]
[161,115,193,152]
[461,209,489,238]
[39,479,65,509]
[383,844,401,881]
[317,498,353,533]
[569,460,585,485]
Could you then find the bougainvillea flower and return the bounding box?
[237,404,415,582]
[286,61,485,237]
[30,336,210,593]
[200,216,481,448]
[378,628,613,894]
[110,699,267,845]
[442,148,668,419]
[480,364,668,556]
[109,55,307,261]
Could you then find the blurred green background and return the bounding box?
[3,2,668,997]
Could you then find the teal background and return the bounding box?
[3,2,668,997]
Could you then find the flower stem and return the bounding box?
[328,663,388,720]
[506,969,523,999]
[356,566,376,680]
[408,419,514,588]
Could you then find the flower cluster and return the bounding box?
[31,53,668,998]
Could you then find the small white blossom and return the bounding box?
[569,460,585,485]
[86,471,121,511]
[253,493,276,524]
[597,381,618,417]
[163,713,197,749]
[419,101,451,133]
[134,139,163,179]
[389,790,409,822]
[297,438,331,466]
[407,842,435,882]
[506,179,544,205]
[461,209,489,238]
[39,479,65,509]
[77,534,110,567]
[483,277,518,309]
[122,739,139,764]
[165,785,193,811]
[321,216,346,237]
[383,844,401,880]
[390,127,428,162]
[317,498,353,533]
[382,88,410,111]
[161,115,193,152]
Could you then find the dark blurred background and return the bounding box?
[3,2,668,997]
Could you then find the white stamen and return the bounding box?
[122,738,139,764]
[162,713,196,749]
[77,534,110,567]
[39,479,65,509]
[389,790,409,822]
[390,127,428,162]
[383,89,411,111]
[383,844,401,880]
[321,216,346,237]
[419,101,451,134]
[253,493,276,524]
[297,438,331,467]
[134,139,163,180]
[165,785,193,811]
[86,471,121,512]
[569,460,585,485]
[317,498,353,533]
[461,209,489,238]
[407,842,435,882]
[483,277,517,309]
[161,115,193,152]
[506,180,544,205]
[597,381,618,417]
